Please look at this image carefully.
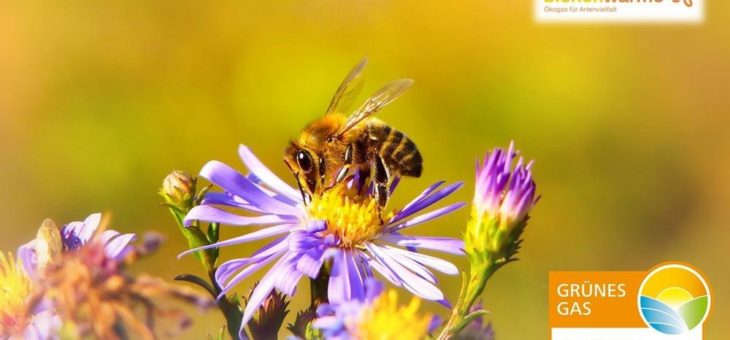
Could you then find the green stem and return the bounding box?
[166,206,240,339]
[310,263,331,307]
[209,270,243,340]
[437,261,499,339]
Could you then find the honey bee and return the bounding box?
[284,59,422,208]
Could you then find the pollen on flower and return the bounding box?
[0,252,32,335]
[307,183,391,248]
[355,290,432,340]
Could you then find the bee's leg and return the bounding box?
[372,154,390,212]
[329,144,354,189]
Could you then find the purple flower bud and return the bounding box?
[467,142,538,261]
[474,142,537,226]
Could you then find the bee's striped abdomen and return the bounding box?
[368,123,422,178]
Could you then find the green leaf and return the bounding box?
[175,274,217,297]
[453,309,489,335]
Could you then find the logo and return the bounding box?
[638,263,711,335]
[549,262,712,339]
[535,0,705,23]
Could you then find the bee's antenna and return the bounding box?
[294,172,311,206]
[284,158,311,206]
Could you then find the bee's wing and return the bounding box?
[35,219,63,270]
[336,78,413,137]
[326,58,368,115]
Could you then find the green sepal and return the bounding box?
[167,207,216,272]
[207,222,220,261]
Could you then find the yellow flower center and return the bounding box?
[0,252,32,334]
[307,184,391,248]
[355,290,432,340]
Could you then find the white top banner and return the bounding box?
[535,0,704,23]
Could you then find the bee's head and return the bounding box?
[284,142,326,200]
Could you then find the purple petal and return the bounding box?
[101,231,136,260]
[364,252,403,287]
[178,224,293,258]
[202,192,268,214]
[214,237,288,284]
[23,310,61,340]
[240,251,300,326]
[238,145,301,201]
[391,182,463,223]
[274,258,304,296]
[380,234,465,255]
[394,181,445,221]
[364,278,384,301]
[327,250,366,303]
[218,255,279,297]
[296,246,330,278]
[379,247,437,284]
[386,202,465,232]
[383,246,458,275]
[316,303,336,316]
[366,244,444,301]
[437,299,452,309]
[327,251,349,303]
[200,161,300,216]
[344,251,366,300]
[429,315,443,333]
[77,213,102,241]
[184,205,296,227]
[17,240,38,279]
[389,176,401,194]
[312,316,342,331]
[305,220,327,233]
[215,258,252,285]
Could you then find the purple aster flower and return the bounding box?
[312,279,383,339]
[0,251,61,339]
[466,141,538,262]
[17,213,136,279]
[313,279,435,339]
[180,145,465,335]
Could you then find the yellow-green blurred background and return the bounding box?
[1,1,728,339]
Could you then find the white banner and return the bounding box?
[552,327,703,340]
[535,0,704,23]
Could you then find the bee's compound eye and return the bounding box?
[296,150,313,173]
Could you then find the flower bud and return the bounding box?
[161,170,196,210]
[246,286,290,339]
[465,142,538,264]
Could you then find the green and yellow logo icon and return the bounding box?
[638,263,711,335]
